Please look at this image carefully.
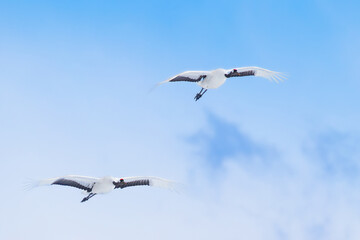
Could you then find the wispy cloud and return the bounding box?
[188,112,277,168]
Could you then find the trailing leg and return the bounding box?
[194,88,207,101]
[81,193,96,203]
[194,88,206,101]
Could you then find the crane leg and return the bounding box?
[194,88,207,101]
[81,193,96,203]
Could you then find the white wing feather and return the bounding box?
[230,66,287,83]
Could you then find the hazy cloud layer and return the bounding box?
[305,130,360,177]
[182,113,360,240]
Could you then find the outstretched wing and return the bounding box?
[159,71,209,84]
[225,66,286,83]
[114,176,177,190]
[36,175,99,192]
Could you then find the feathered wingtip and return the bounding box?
[23,177,57,191]
[157,78,171,86]
[169,182,185,195]
[147,79,170,94]
[270,72,288,83]
[259,70,288,83]
[148,177,184,194]
[23,178,41,191]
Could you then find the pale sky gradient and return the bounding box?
[1,1,360,239]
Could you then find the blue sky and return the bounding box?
[1,0,360,239]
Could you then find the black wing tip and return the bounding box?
[169,75,206,83]
[225,70,255,78]
[114,179,150,189]
[52,178,92,192]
